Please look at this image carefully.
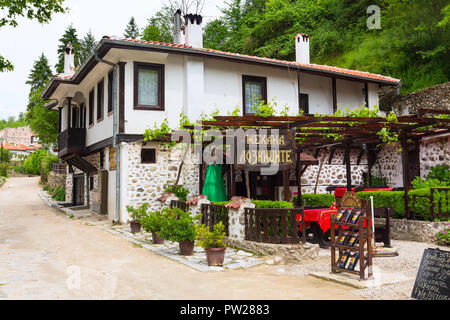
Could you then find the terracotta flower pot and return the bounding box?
[179,240,195,256]
[206,247,227,266]
[152,232,164,244]
[130,220,141,234]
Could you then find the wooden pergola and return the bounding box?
[196,108,450,218]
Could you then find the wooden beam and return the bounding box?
[297,151,303,207]
[357,149,365,165]
[364,82,369,107]
[401,133,411,219]
[284,169,291,202]
[328,148,336,164]
[332,78,337,113]
[67,97,72,129]
[345,143,352,191]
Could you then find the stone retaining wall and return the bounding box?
[47,171,66,190]
[225,238,319,262]
[375,218,449,243]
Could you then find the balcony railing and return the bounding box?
[58,128,86,158]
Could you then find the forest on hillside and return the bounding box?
[201,0,449,94]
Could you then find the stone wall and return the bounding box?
[380,82,450,115]
[419,134,450,180]
[371,134,450,188]
[300,148,369,194]
[375,218,449,243]
[47,171,66,190]
[225,238,319,262]
[125,142,199,212]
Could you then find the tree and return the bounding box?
[124,17,140,39]
[142,7,174,43]
[26,54,53,96]
[25,53,58,146]
[0,0,66,72]
[26,88,59,146]
[55,25,82,74]
[79,30,98,65]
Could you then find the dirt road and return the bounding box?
[0,177,361,300]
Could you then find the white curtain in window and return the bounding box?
[245,81,262,114]
[138,69,159,106]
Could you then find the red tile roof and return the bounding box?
[51,37,401,85]
[0,142,39,151]
[116,37,401,84]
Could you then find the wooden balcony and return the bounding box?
[58,128,86,158]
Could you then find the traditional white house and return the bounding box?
[41,11,401,223]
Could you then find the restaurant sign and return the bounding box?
[236,129,297,172]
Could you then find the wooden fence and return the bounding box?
[244,208,306,244]
[170,200,188,212]
[51,163,66,174]
[200,204,229,236]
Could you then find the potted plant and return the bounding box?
[160,208,199,256]
[126,203,149,234]
[195,222,227,266]
[141,210,165,244]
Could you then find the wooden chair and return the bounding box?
[373,207,392,248]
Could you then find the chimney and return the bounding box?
[184,14,203,48]
[64,42,75,75]
[173,9,185,45]
[295,33,310,64]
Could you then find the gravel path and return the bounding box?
[274,240,449,300]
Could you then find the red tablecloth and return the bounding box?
[297,208,369,234]
[297,208,337,233]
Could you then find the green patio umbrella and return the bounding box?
[202,164,228,202]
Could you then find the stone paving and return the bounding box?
[93,222,264,272]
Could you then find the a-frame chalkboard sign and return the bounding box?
[411,248,450,300]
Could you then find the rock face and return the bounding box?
[375,218,449,243]
[380,82,450,115]
[48,171,66,190]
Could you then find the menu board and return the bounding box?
[411,248,450,300]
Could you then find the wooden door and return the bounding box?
[73,175,85,206]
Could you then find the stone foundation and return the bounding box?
[375,218,449,243]
[225,238,319,262]
[47,171,66,190]
[125,142,199,213]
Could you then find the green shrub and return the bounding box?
[252,200,293,209]
[126,203,149,223]
[292,194,335,208]
[212,201,232,206]
[357,191,406,218]
[164,184,189,201]
[434,228,450,246]
[0,163,8,177]
[141,209,165,234]
[411,177,447,190]
[195,222,226,249]
[52,187,66,202]
[160,208,200,242]
[43,154,60,175]
[0,148,12,164]
[427,165,450,184]
[369,175,388,187]
[409,188,450,220]
[23,149,46,175]
[43,184,53,193]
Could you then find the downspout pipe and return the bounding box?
[95,54,121,223]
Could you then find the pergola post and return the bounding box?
[345,143,352,191]
[401,132,411,219]
[284,169,291,202]
[297,151,303,207]
[367,149,373,186]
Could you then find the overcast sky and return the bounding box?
[0,0,224,121]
